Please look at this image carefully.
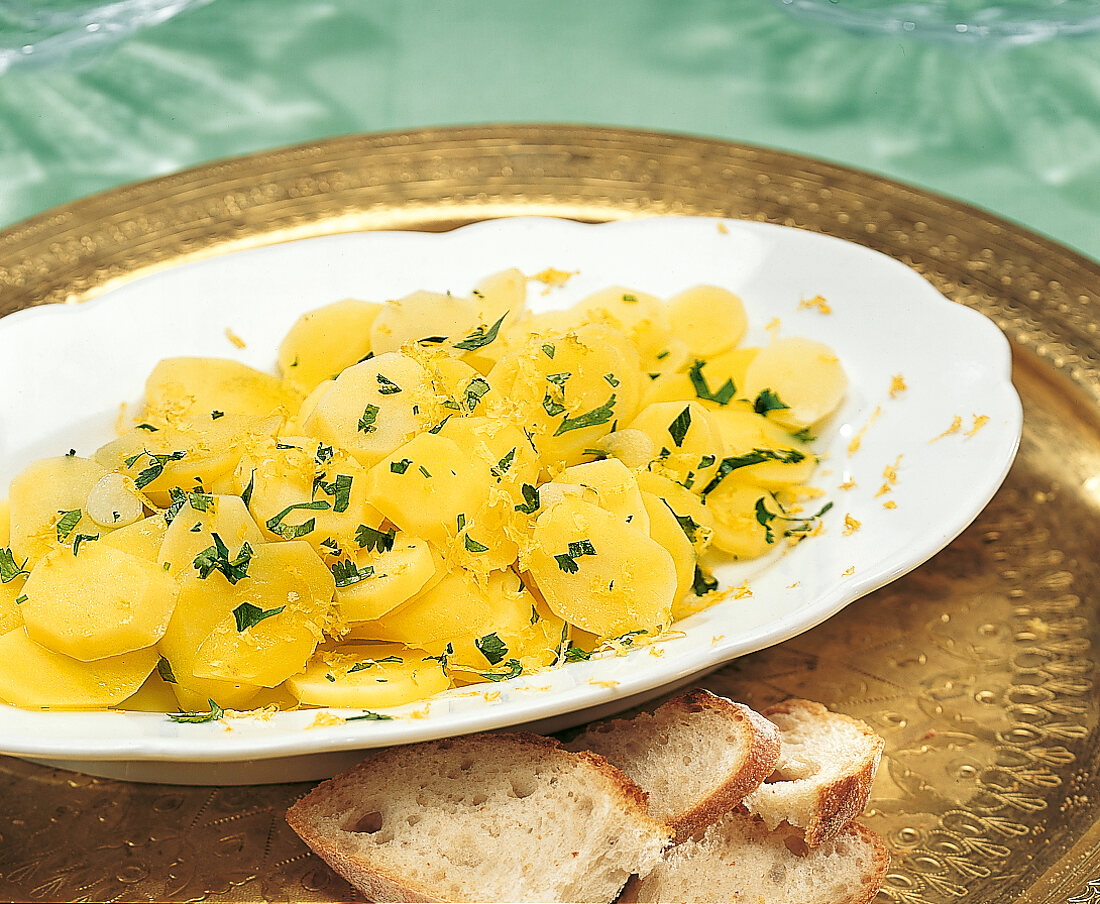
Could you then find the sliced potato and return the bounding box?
[21,542,180,660]
[0,627,157,708]
[742,337,847,430]
[527,497,675,639]
[288,641,449,708]
[278,298,383,392]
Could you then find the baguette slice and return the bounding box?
[744,698,885,847]
[563,689,781,842]
[286,731,670,904]
[621,808,890,904]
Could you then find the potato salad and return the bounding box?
[0,271,846,718]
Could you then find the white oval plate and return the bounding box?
[0,216,1021,784]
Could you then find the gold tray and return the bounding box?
[1,125,1098,903]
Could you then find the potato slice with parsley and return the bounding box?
[278,298,383,392]
[334,536,439,623]
[365,432,487,549]
[488,323,643,467]
[708,408,817,490]
[527,497,675,639]
[627,400,722,490]
[96,414,280,507]
[158,493,264,579]
[742,337,848,430]
[7,455,111,566]
[302,352,437,468]
[99,514,169,563]
[287,641,449,708]
[704,478,778,559]
[20,542,180,661]
[0,627,157,708]
[191,540,335,687]
[233,437,384,555]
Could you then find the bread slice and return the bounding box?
[743,699,885,847]
[563,689,781,842]
[286,731,670,904]
[621,808,890,904]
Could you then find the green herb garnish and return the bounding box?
[554,394,617,436]
[753,389,790,415]
[232,601,285,631]
[453,312,507,351]
[193,533,253,584]
[55,509,82,542]
[356,524,396,553]
[515,483,540,514]
[0,548,29,583]
[265,500,330,539]
[358,404,380,434]
[668,405,692,448]
[687,360,736,406]
[475,632,509,666]
[168,699,224,723]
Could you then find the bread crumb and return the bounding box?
[717,222,729,234]
[843,566,855,576]
[843,514,861,536]
[530,268,578,293]
[883,500,897,510]
[889,375,907,398]
[966,414,990,437]
[732,581,753,599]
[225,327,246,349]
[308,712,346,729]
[847,407,882,455]
[931,415,963,442]
[798,294,832,315]
[648,646,666,658]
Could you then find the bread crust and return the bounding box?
[286,730,668,904]
[760,699,886,847]
[567,689,781,843]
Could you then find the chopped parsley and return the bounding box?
[464,376,491,411]
[240,475,255,510]
[265,500,330,539]
[541,343,556,359]
[464,534,490,553]
[453,312,507,351]
[358,404,380,434]
[0,548,29,583]
[210,410,225,420]
[687,360,736,406]
[564,644,593,662]
[514,483,540,514]
[348,655,402,673]
[376,374,402,395]
[55,509,82,542]
[356,524,396,553]
[692,566,719,596]
[156,656,178,684]
[475,632,509,666]
[331,558,375,588]
[123,449,186,489]
[167,699,224,724]
[72,533,99,555]
[315,474,354,513]
[700,448,806,497]
[418,465,431,479]
[193,533,253,584]
[490,448,516,481]
[662,499,704,545]
[135,423,159,432]
[479,659,523,682]
[753,389,790,415]
[554,394,617,436]
[668,406,692,447]
[346,710,395,721]
[554,539,596,573]
[232,601,285,631]
[390,458,412,474]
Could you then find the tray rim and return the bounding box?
[0,124,1097,903]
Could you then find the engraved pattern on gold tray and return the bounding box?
[0,126,1098,903]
